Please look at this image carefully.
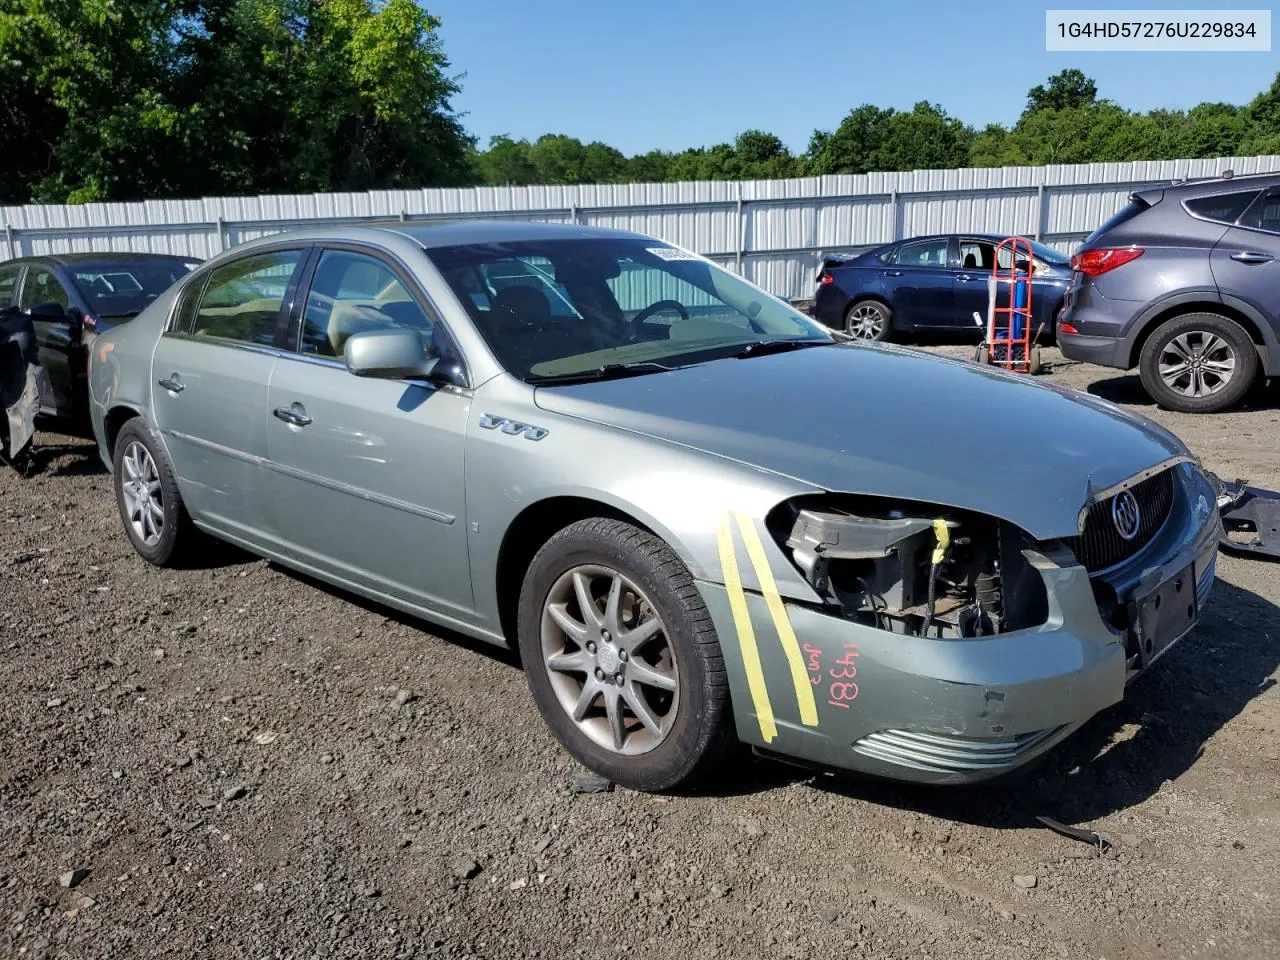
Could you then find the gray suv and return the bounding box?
[1058,171,1280,413]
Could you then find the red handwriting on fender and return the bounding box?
[827,643,860,709]
[802,643,823,685]
[802,642,861,708]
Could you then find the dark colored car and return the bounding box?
[0,253,199,421]
[812,234,1072,342]
[1058,171,1280,414]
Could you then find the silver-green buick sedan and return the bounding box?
[88,221,1222,791]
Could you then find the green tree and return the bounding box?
[804,104,894,175]
[476,134,536,185]
[1239,72,1280,154]
[0,0,476,203]
[625,149,673,182]
[1025,68,1098,113]
[870,102,974,172]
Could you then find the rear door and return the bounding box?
[1210,187,1280,336]
[16,265,76,414]
[150,246,307,543]
[882,238,954,329]
[0,264,19,309]
[261,245,474,617]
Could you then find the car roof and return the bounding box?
[1157,169,1280,200]
[388,219,649,248]
[2,252,199,268]
[881,233,1025,247]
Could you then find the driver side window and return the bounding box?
[301,249,436,358]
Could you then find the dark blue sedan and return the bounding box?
[811,234,1073,342]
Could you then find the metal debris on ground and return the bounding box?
[1035,816,1117,858]
[1214,477,1280,561]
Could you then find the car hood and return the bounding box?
[532,342,1190,540]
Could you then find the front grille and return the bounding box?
[1066,469,1175,573]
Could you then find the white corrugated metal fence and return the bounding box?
[3,154,1277,301]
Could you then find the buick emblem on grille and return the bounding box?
[1111,490,1142,541]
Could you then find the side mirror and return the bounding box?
[344,328,442,381]
[26,301,67,320]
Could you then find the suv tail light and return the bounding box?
[1070,247,1144,276]
[817,272,834,285]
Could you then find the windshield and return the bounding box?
[427,238,832,380]
[71,259,199,317]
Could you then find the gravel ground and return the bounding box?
[2,347,1278,960]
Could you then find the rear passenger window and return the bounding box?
[169,274,209,334]
[1184,191,1259,225]
[300,250,434,357]
[1240,190,1280,235]
[888,239,949,267]
[191,250,301,346]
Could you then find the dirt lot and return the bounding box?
[2,347,1278,960]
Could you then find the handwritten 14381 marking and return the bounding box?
[803,641,860,709]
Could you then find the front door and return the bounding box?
[884,238,955,329]
[17,266,76,415]
[150,247,305,541]
[1211,188,1280,336]
[262,247,474,617]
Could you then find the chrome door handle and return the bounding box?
[957,274,979,281]
[1230,251,1275,264]
[884,270,903,277]
[273,406,313,427]
[157,375,184,393]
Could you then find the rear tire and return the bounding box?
[112,418,199,567]
[1138,313,1257,414]
[517,518,734,792]
[844,300,892,342]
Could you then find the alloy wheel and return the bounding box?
[540,564,679,755]
[846,303,885,339]
[1157,331,1236,398]
[119,440,164,546]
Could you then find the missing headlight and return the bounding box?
[767,495,1048,639]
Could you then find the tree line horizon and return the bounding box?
[2,2,1278,206]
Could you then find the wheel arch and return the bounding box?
[494,495,665,645]
[104,404,145,460]
[1126,299,1274,375]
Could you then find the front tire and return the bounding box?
[1138,313,1257,413]
[112,418,198,566]
[517,518,734,792]
[844,299,892,341]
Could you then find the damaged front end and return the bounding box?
[696,464,1218,784]
[768,495,1049,641]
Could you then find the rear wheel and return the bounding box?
[113,418,199,566]
[1138,313,1257,413]
[517,518,734,792]
[844,300,892,341]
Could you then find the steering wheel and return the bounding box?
[629,299,689,337]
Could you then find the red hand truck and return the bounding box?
[977,236,1043,375]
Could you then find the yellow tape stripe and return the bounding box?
[716,517,777,743]
[734,511,820,728]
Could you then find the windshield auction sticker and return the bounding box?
[1046,9,1271,50]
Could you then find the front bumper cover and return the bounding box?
[697,467,1221,785]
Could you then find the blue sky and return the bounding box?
[427,0,1278,155]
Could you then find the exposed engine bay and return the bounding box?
[770,496,1049,638]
